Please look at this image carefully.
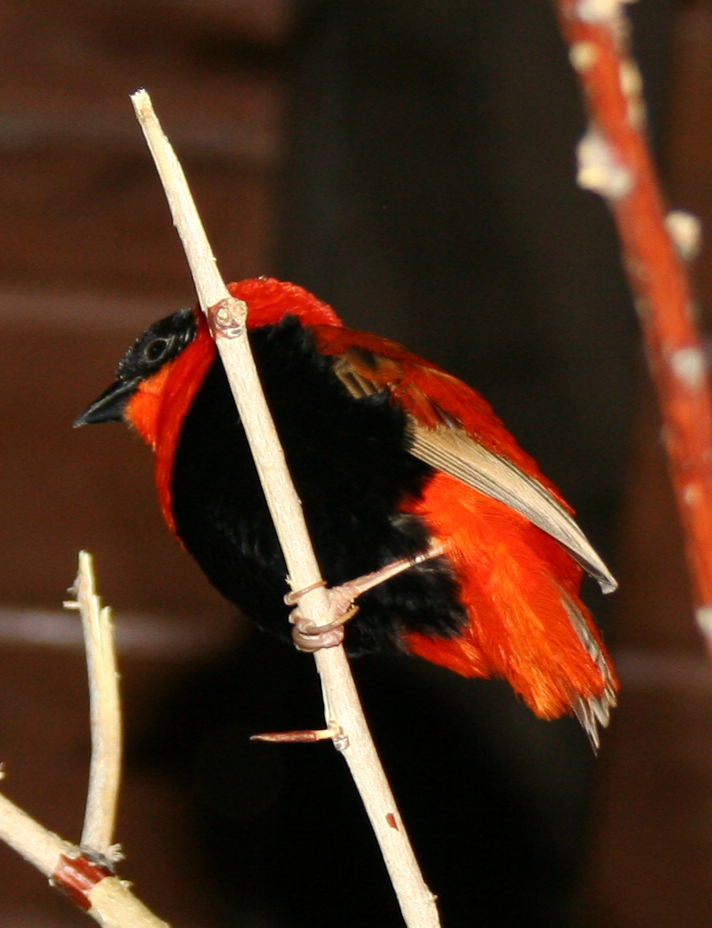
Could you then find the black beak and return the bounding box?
[74,377,140,427]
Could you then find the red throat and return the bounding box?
[126,311,216,533]
[127,279,342,535]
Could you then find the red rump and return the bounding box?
[401,472,610,719]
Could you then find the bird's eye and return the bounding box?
[144,337,170,364]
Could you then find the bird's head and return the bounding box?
[74,306,199,432]
[75,277,342,445]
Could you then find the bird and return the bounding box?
[76,276,618,746]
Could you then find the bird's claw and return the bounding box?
[289,600,359,652]
[286,544,445,652]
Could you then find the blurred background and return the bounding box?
[0,0,710,925]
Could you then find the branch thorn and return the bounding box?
[250,727,348,749]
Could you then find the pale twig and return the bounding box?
[0,787,75,875]
[130,88,440,928]
[0,554,170,928]
[64,551,122,861]
[0,790,170,928]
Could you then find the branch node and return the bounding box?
[569,40,598,72]
[51,852,113,912]
[331,726,350,752]
[666,210,702,263]
[80,843,125,867]
[577,126,632,199]
[670,346,707,391]
[576,0,625,25]
[696,606,712,638]
[208,296,248,339]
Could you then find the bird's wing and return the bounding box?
[315,329,617,594]
[407,424,616,592]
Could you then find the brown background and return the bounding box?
[0,1,711,926]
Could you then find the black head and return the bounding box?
[74,307,198,427]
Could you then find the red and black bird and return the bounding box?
[76,277,618,746]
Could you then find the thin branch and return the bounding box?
[64,551,122,860]
[0,553,170,928]
[0,788,75,876]
[130,88,441,928]
[555,1,712,649]
[130,90,230,314]
[0,795,151,924]
[130,89,328,622]
[0,798,170,928]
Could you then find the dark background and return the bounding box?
[0,1,711,926]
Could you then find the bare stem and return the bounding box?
[0,788,171,927]
[130,89,440,928]
[554,2,712,654]
[64,551,122,860]
[0,554,170,928]
[0,789,75,876]
[130,90,230,314]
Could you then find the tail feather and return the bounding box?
[402,472,618,745]
[561,591,617,748]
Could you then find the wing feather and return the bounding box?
[408,423,617,593]
[323,333,617,594]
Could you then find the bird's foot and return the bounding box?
[286,543,445,652]
[288,597,358,652]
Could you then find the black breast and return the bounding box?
[170,315,466,655]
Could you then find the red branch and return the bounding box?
[53,854,113,912]
[554,1,712,642]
